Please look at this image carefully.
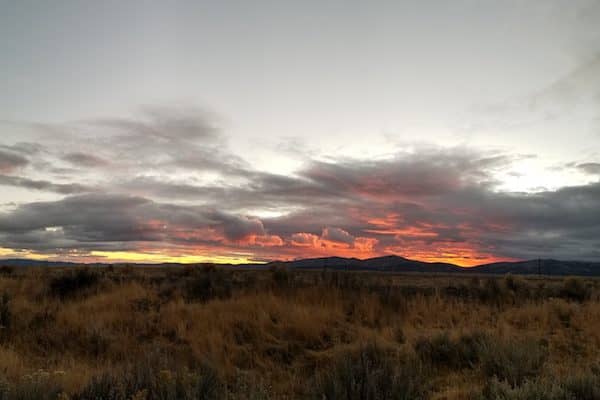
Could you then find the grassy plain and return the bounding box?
[0,265,599,399]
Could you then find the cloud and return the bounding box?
[62,152,109,168]
[0,175,93,194]
[1,107,600,265]
[291,232,319,247]
[577,162,600,175]
[0,150,28,173]
[321,227,354,245]
[215,213,266,241]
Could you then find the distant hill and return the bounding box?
[268,255,600,276]
[471,259,600,276]
[2,256,600,276]
[267,255,463,273]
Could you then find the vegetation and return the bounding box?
[0,266,599,399]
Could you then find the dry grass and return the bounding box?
[0,266,599,399]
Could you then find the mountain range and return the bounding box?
[2,255,600,276]
[264,255,600,276]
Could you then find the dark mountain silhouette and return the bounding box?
[472,259,600,276]
[2,256,600,276]
[267,255,463,273]
[268,255,600,275]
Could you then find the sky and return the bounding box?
[1,0,600,266]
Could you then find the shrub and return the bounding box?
[76,362,224,400]
[0,293,10,333]
[415,333,457,368]
[561,372,600,400]
[479,278,507,305]
[477,378,563,400]
[270,265,292,288]
[185,267,232,302]
[312,344,428,400]
[504,274,530,298]
[560,277,591,302]
[479,338,547,386]
[49,269,100,299]
[393,327,406,344]
[550,300,575,328]
[0,371,65,400]
[377,287,409,313]
[476,370,600,400]
[229,370,272,400]
[415,332,489,369]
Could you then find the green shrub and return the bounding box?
[477,378,563,400]
[479,338,547,386]
[476,370,600,400]
[312,344,428,400]
[76,362,223,400]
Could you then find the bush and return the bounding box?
[49,269,100,299]
[0,371,65,400]
[415,333,457,368]
[270,265,292,288]
[479,278,507,305]
[560,277,591,302]
[76,362,224,400]
[561,372,600,400]
[479,338,547,386]
[477,378,563,400]
[415,331,489,369]
[476,370,600,400]
[0,293,10,333]
[185,267,232,302]
[504,275,530,298]
[312,344,428,400]
[228,371,272,400]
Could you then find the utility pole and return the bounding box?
[538,258,541,276]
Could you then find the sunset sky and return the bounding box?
[1,1,600,266]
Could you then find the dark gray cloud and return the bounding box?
[213,212,266,241]
[0,175,93,194]
[62,152,109,168]
[0,193,278,255]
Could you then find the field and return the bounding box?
[0,265,600,399]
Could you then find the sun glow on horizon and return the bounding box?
[0,246,517,267]
[88,251,262,265]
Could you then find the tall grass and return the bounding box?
[0,267,598,399]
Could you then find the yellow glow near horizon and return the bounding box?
[89,251,262,265]
[0,247,49,260]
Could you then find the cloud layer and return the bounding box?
[0,107,599,265]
